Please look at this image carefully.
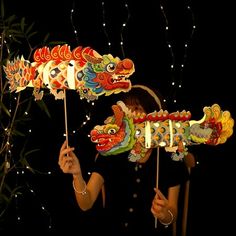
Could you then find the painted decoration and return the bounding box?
[3,44,135,101]
[90,101,234,162]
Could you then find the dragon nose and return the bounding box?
[90,129,97,136]
[122,58,134,70]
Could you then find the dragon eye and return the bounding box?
[50,68,61,78]
[135,129,141,136]
[106,63,115,73]
[104,124,119,134]
[108,128,117,135]
[77,71,84,81]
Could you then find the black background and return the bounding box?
[2,0,235,235]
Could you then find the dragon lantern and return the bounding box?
[90,101,234,162]
[4,44,135,101]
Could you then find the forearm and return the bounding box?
[158,185,179,226]
[159,206,176,227]
[72,175,93,211]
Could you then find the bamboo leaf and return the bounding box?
[42,33,50,43]
[35,100,51,118]
[20,17,25,32]
[25,22,35,35]
[27,31,38,39]
[0,100,11,117]
[24,148,40,158]
[11,129,26,137]
[5,15,16,24]
[0,0,4,19]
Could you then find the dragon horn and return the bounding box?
[112,103,125,127]
[189,114,206,126]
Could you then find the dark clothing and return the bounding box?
[92,148,189,236]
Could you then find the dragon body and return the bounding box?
[4,44,135,101]
[90,101,234,162]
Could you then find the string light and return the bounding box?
[61,98,94,140]
[67,111,93,137]
[101,1,112,52]
[13,168,53,230]
[70,0,79,45]
[63,1,131,141]
[0,90,55,230]
[1,18,60,233]
[0,35,10,53]
[120,1,130,58]
[101,1,131,57]
[179,3,196,88]
[68,2,97,135]
[160,0,196,107]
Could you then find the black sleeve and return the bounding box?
[168,159,190,187]
[159,150,190,188]
[91,154,109,180]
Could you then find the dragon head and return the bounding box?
[81,54,135,100]
[90,101,136,156]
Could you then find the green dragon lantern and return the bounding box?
[90,101,234,162]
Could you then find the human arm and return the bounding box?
[151,185,180,227]
[58,140,104,211]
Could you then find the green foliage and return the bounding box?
[0,0,59,221]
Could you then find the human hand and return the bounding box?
[151,188,170,221]
[58,140,81,176]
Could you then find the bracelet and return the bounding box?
[72,180,87,195]
[159,210,174,228]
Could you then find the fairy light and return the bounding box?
[178,3,196,89]
[62,98,95,139]
[67,110,92,137]
[120,1,130,58]
[101,1,112,52]
[27,183,52,230]
[70,0,79,45]
[160,3,176,106]
[101,1,130,57]
[0,36,10,53]
[1,93,54,229]
[160,1,196,107]
[14,180,21,225]
[14,168,53,229]
[1,24,59,234]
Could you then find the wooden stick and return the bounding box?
[182,174,190,236]
[181,152,195,236]
[155,147,160,228]
[63,89,69,148]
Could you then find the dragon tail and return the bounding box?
[189,104,234,145]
